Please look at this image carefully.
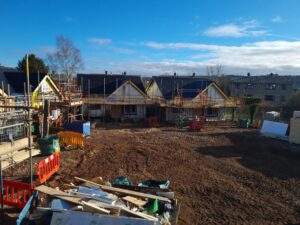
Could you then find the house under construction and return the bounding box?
[78,73,151,122]
[146,75,236,122]
[78,73,237,123]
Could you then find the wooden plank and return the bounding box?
[113,184,170,193]
[35,185,82,205]
[82,201,110,214]
[74,177,171,203]
[120,206,158,221]
[2,148,40,170]
[122,196,147,207]
[0,137,32,157]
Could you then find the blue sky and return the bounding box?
[1,0,300,75]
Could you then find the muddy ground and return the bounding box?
[2,126,300,225]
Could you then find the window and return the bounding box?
[172,108,181,113]
[265,95,275,101]
[90,104,102,110]
[206,108,218,116]
[281,84,287,90]
[123,105,136,115]
[280,96,286,102]
[245,83,254,89]
[266,83,276,90]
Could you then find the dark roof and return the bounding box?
[77,74,146,96]
[0,66,17,94]
[152,76,213,100]
[0,71,47,95]
[141,77,152,89]
[231,74,294,84]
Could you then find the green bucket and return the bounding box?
[38,135,60,156]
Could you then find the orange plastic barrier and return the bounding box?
[0,180,34,208]
[37,152,60,184]
[58,131,84,149]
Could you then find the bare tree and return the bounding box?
[47,35,83,82]
[206,64,224,76]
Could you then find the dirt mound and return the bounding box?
[4,127,300,224]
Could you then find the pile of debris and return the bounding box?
[19,176,180,225]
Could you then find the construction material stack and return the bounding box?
[17,176,180,225]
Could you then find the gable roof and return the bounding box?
[0,88,8,97]
[150,76,213,100]
[77,73,146,96]
[0,71,47,95]
[200,82,228,99]
[35,75,63,98]
[108,80,148,99]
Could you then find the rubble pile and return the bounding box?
[20,176,180,225]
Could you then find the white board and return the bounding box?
[50,211,159,225]
[260,120,288,139]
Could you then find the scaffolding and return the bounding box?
[0,110,25,143]
[52,80,84,123]
[82,89,238,122]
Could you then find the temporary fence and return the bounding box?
[57,131,84,149]
[0,180,34,208]
[37,152,61,184]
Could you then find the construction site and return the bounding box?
[0,125,299,225]
[0,69,299,225]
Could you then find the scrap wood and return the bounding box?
[123,196,147,207]
[35,185,82,205]
[156,191,175,199]
[120,206,159,221]
[81,201,110,214]
[113,184,170,193]
[75,177,171,203]
[84,200,121,216]
[68,190,117,205]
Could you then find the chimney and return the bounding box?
[192,72,196,77]
[174,72,176,76]
[105,70,108,75]
[123,71,126,76]
[247,72,251,77]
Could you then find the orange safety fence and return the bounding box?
[0,180,34,208]
[37,152,61,184]
[57,131,84,149]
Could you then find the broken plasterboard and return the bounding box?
[50,210,160,225]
